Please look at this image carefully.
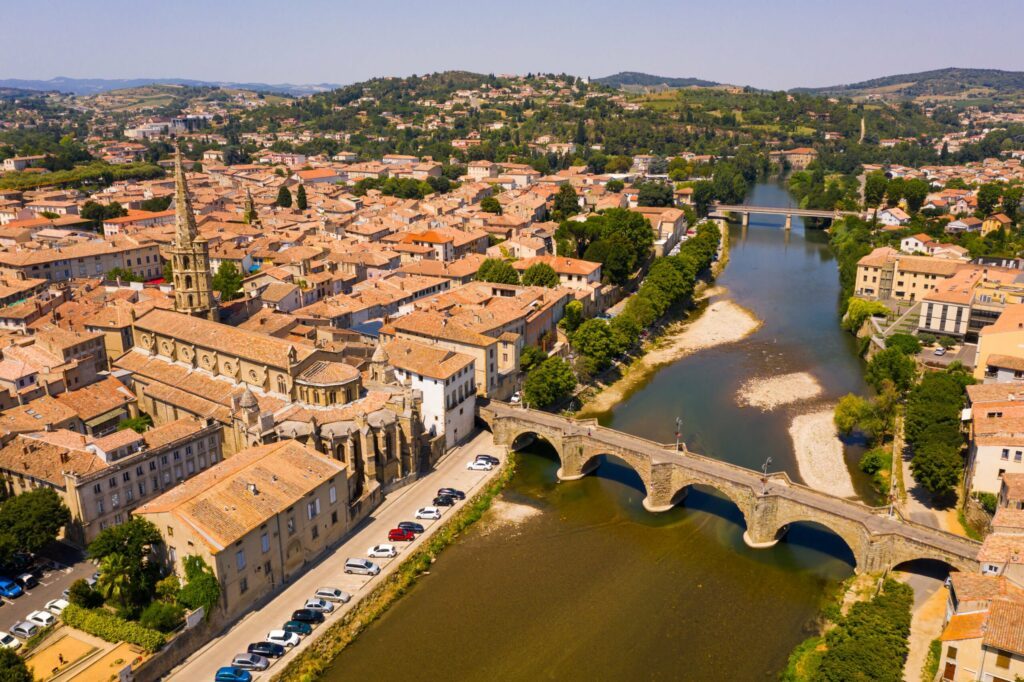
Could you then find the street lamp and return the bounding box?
[761,456,773,495]
[674,416,684,451]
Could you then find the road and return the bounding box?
[169,429,503,680]
[0,544,93,634]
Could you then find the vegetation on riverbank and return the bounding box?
[273,454,518,682]
[783,578,913,682]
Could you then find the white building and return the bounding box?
[380,339,475,449]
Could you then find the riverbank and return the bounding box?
[577,221,763,419]
[273,453,519,682]
[789,408,857,498]
[737,372,823,411]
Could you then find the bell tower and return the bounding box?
[169,147,217,320]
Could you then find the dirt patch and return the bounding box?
[789,408,857,498]
[737,372,824,411]
[645,299,761,365]
[479,499,542,534]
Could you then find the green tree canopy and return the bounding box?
[637,181,674,207]
[865,347,917,393]
[552,184,579,219]
[521,262,559,288]
[0,648,32,682]
[275,185,293,208]
[519,345,547,373]
[475,258,520,284]
[480,196,502,214]
[296,183,308,210]
[885,333,921,356]
[0,487,71,565]
[178,555,221,617]
[212,261,243,301]
[105,266,142,283]
[558,299,585,335]
[522,357,576,408]
[572,319,622,370]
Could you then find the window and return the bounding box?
[311,525,319,540]
[136,466,143,476]
[236,550,246,571]
[307,498,321,520]
[96,500,104,515]
[329,485,337,505]
[149,461,156,471]
[111,493,119,508]
[186,460,195,474]
[1016,451,1022,463]
[108,477,117,489]
[125,488,134,502]
[946,646,957,660]
[287,517,295,535]
[168,546,176,564]
[239,577,248,594]
[167,526,174,537]
[331,510,338,525]
[996,650,1011,668]
[93,483,102,494]
[261,533,270,553]
[123,471,131,482]
[138,481,146,496]
[173,450,180,461]
[1003,449,1010,460]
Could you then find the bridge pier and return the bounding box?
[784,214,792,230]
[741,212,749,227]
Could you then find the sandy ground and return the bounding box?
[480,499,542,535]
[789,408,857,498]
[736,372,824,411]
[578,295,761,418]
[902,581,948,682]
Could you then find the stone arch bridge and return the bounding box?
[478,401,979,574]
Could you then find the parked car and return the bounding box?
[282,620,313,637]
[510,391,522,404]
[475,454,500,466]
[214,666,253,682]
[343,558,381,576]
[0,631,20,650]
[265,629,300,647]
[415,507,441,520]
[10,621,37,640]
[290,608,324,625]
[314,587,351,604]
[26,610,55,628]
[303,598,334,614]
[230,653,269,671]
[388,528,416,542]
[933,347,947,356]
[367,544,397,558]
[397,521,425,534]
[15,574,37,590]
[433,494,456,507]
[0,578,23,599]
[437,487,465,500]
[466,460,493,471]
[247,641,285,659]
[45,599,69,615]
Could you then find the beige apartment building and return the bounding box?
[134,439,351,618]
[855,247,966,302]
[0,236,162,283]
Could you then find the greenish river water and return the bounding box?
[324,180,871,680]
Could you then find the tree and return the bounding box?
[139,601,185,632]
[96,553,134,609]
[67,578,104,608]
[520,345,547,373]
[977,183,1002,215]
[475,258,520,285]
[105,266,142,283]
[865,348,917,393]
[522,357,576,408]
[559,300,584,336]
[572,319,622,370]
[834,394,876,436]
[605,179,624,193]
[637,181,674,207]
[275,186,293,208]
[80,200,127,227]
[177,555,221,616]
[1002,185,1023,222]
[118,413,153,433]
[296,184,308,211]
[480,196,502,214]
[903,178,930,214]
[938,335,956,350]
[911,440,962,499]
[885,333,921,356]
[521,262,559,288]
[140,196,172,212]
[162,259,173,281]
[0,488,70,564]
[212,261,243,301]
[552,184,579,219]
[0,648,31,682]
[863,171,888,208]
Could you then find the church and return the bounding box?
[113,150,430,511]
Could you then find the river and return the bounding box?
[323,180,871,680]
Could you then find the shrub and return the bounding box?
[974,491,998,515]
[67,578,104,609]
[139,601,185,633]
[843,298,890,332]
[917,333,937,346]
[886,333,921,356]
[61,604,166,652]
[859,447,891,476]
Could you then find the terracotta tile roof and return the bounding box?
[133,308,315,370]
[985,600,1024,654]
[296,360,360,385]
[511,255,600,276]
[54,376,135,421]
[941,611,987,641]
[134,439,345,551]
[984,354,1024,372]
[383,338,474,380]
[0,433,107,486]
[142,417,207,450]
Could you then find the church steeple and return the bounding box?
[170,146,217,320]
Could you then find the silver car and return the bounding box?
[304,597,335,614]
[343,558,380,575]
[10,621,37,640]
[314,587,351,603]
[231,653,270,671]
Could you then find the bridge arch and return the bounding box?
[665,480,753,530]
[755,515,866,570]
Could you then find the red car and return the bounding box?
[388,528,416,542]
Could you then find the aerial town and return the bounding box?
[1,7,1024,680]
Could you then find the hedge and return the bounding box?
[62,604,166,652]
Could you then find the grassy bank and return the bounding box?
[272,453,519,682]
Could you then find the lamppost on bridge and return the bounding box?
[674,416,684,451]
[761,456,773,495]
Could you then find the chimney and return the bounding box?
[246,482,259,495]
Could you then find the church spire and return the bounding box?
[174,146,199,245]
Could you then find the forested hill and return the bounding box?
[594,72,720,89]
[0,77,339,97]
[792,67,1024,98]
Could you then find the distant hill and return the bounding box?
[594,72,720,89]
[792,67,1024,98]
[0,77,341,97]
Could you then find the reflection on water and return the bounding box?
[325,181,864,680]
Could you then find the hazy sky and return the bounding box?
[3,0,1022,90]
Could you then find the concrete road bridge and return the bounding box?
[710,203,863,228]
[478,401,979,574]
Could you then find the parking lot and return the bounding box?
[169,429,504,680]
[0,544,94,634]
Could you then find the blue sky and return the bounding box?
[3,0,1022,90]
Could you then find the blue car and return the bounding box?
[214,667,252,682]
[0,578,23,599]
[282,620,313,636]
